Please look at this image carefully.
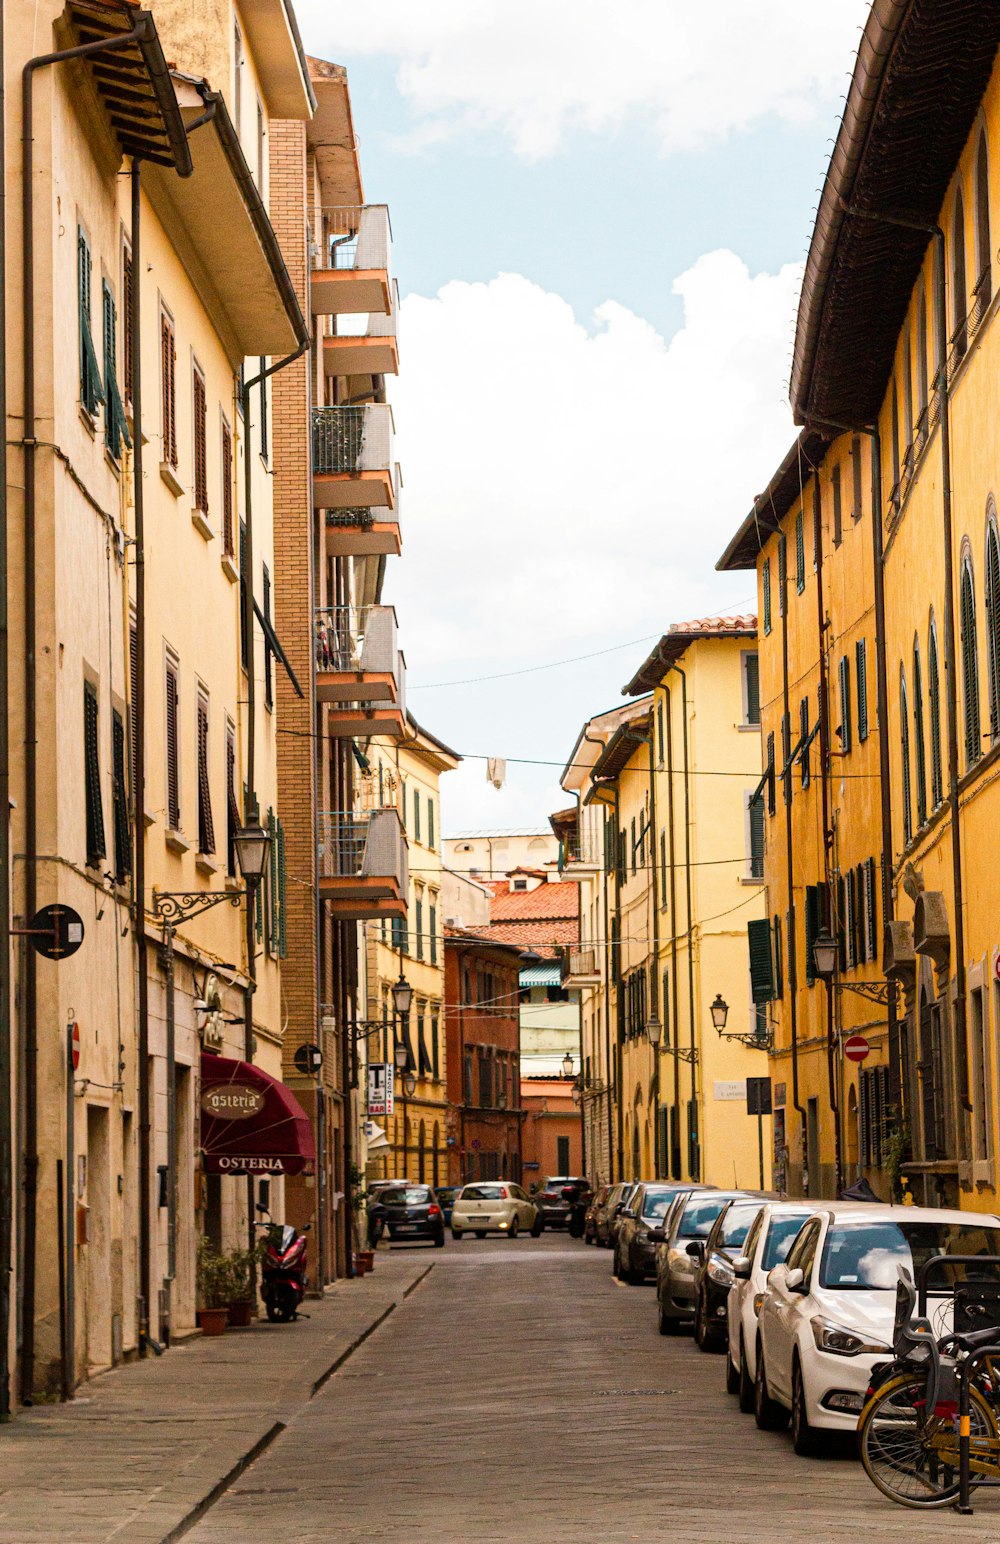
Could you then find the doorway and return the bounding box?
[86,1105,112,1371]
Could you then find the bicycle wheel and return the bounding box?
[859,1372,997,1509]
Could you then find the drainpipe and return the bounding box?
[647,733,661,1175]
[665,690,681,1178]
[674,668,698,1179]
[19,25,148,1398]
[583,728,614,1182]
[0,0,12,1425]
[613,785,624,1178]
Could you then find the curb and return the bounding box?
[163,1421,286,1542]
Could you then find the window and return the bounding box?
[192,363,208,514]
[84,680,106,867]
[804,884,820,987]
[772,914,783,998]
[413,789,421,843]
[102,281,130,459]
[77,228,104,419]
[196,689,215,855]
[556,1136,571,1175]
[913,641,927,829]
[960,553,982,768]
[415,894,424,961]
[160,308,177,468]
[747,918,773,1003]
[975,130,992,314]
[221,417,234,558]
[928,618,943,807]
[747,790,764,880]
[902,335,913,464]
[258,357,268,462]
[656,698,665,762]
[427,797,435,850]
[122,237,134,407]
[851,435,863,523]
[762,559,771,636]
[838,656,852,754]
[431,1009,440,1079]
[267,809,286,957]
[226,719,238,878]
[856,638,869,742]
[900,666,912,847]
[262,564,273,710]
[463,1050,474,1105]
[766,731,776,816]
[165,652,180,832]
[985,511,1000,741]
[832,465,842,547]
[630,816,636,876]
[971,987,991,1164]
[795,511,805,592]
[799,696,810,786]
[952,188,968,363]
[863,857,878,964]
[429,901,437,965]
[742,651,760,726]
[111,708,130,883]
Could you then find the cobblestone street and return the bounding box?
[184,1234,994,1544]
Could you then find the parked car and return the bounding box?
[584,1185,612,1245]
[724,1200,813,1411]
[655,1189,757,1334]
[532,1176,589,1231]
[450,1182,540,1239]
[433,1186,462,1226]
[692,1196,771,1351]
[755,1204,1000,1455]
[616,1183,708,1284]
[368,1184,446,1247]
[601,1181,640,1250]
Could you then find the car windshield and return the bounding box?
[381,1187,431,1206]
[642,1189,681,1220]
[718,1205,761,1247]
[462,1185,505,1201]
[820,1221,1000,1290]
[762,1214,811,1270]
[677,1196,730,1239]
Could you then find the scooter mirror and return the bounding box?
[255,1202,269,1215]
[302,1222,312,1231]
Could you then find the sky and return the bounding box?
[295,0,871,833]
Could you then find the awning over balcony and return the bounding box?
[200,1054,315,1175]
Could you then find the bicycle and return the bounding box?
[858,1268,1000,1509]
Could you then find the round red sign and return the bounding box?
[70,1022,80,1071]
[844,1034,870,1064]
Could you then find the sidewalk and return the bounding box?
[0,1250,433,1544]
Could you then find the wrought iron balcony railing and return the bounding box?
[311,404,393,478]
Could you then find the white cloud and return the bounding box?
[297,0,868,159]
[386,251,800,675]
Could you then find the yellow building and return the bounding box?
[560,622,771,1190]
[362,718,460,1186]
[4,0,311,1401]
[719,1,1000,1212]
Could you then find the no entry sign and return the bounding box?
[844,1034,870,1064]
[69,1022,80,1071]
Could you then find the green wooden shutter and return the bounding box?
[804,885,820,986]
[744,653,760,725]
[839,655,852,753]
[772,915,783,998]
[928,624,943,807]
[913,646,927,828]
[762,559,771,635]
[84,681,106,865]
[428,797,435,850]
[749,796,764,879]
[961,561,981,767]
[78,229,105,417]
[268,808,279,952]
[276,817,287,957]
[102,280,130,458]
[111,708,130,882]
[795,512,805,592]
[856,638,868,741]
[900,672,912,845]
[766,731,776,815]
[836,875,846,970]
[865,856,878,963]
[987,522,1000,740]
[799,697,810,786]
[748,918,774,1003]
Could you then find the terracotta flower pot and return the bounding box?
[356,1250,375,1273]
[197,1306,229,1337]
[227,1300,254,1327]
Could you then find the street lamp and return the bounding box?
[232,819,270,884]
[561,1051,574,1078]
[645,1014,662,1049]
[403,1071,417,1098]
[393,1038,409,1072]
[710,994,729,1032]
[812,930,838,981]
[391,974,413,1017]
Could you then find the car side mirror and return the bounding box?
[785,1266,805,1292]
[686,1240,704,1260]
[614,1203,625,1216]
[733,1256,752,1281]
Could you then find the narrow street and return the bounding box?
[185,1234,982,1544]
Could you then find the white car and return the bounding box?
[754,1203,1000,1455]
[725,1200,813,1411]
[450,1182,539,1239]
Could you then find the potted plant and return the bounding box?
[226,1244,259,1326]
[196,1238,232,1336]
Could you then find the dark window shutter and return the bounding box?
[84,681,106,866]
[267,808,279,954]
[852,435,863,521]
[111,709,131,883]
[749,796,765,879]
[193,368,208,514]
[259,358,269,461]
[799,697,810,786]
[900,671,912,846]
[762,559,771,635]
[839,655,852,753]
[866,856,878,963]
[129,618,139,798]
[961,561,981,767]
[855,865,866,966]
[166,661,180,831]
[276,817,287,957]
[772,915,783,998]
[226,728,238,877]
[161,313,177,466]
[766,731,776,816]
[428,798,435,850]
[795,511,805,592]
[197,697,215,855]
[239,521,248,668]
[263,564,273,709]
[415,896,424,960]
[804,885,820,986]
[748,918,774,1003]
[837,875,846,970]
[859,1070,871,1168]
[122,242,134,405]
[856,638,868,741]
[928,623,943,807]
[913,645,927,828]
[221,421,234,557]
[844,871,855,969]
[745,653,760,725]
[832,465,842,546]
[429,903,437,965]
[986,520,1000,740]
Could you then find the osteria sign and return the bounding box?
[200,1083,266,1121]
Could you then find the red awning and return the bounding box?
[200,1053,316,1175]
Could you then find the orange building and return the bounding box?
[444,931,523,1183]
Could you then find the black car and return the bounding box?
[692,1197,767,1351]
[615,1183,704,1283]
[532,1176,588,1230]
[368,1184,445,1247]
[655,1189,759,1334]
[433,1186,462,1226]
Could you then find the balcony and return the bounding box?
[325,465,401,558]
[561,945,601,988]
[312,404,394,514]
[312,204,392,317]
[558,833,602,874]
[315,605,406,738]
[318,808,408,920]
[323,279,399,378]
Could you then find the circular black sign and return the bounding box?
[294,1042,323,1075]
[31,904,85,960]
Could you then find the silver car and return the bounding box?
[655,1190,756,1334]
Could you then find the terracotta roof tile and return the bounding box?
[490,880,580,922]
[485,918,579,959]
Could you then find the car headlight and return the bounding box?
[707,1256,734,1286]
[810,1316,891,1357]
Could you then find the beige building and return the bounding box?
[4,0,312,1402]
[445,829,559,880]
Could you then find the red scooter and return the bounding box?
[256,1208,310,1322]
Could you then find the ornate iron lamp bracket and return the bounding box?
[152,890,243,928]
[834,979,891,1006]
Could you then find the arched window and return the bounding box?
[960,553,982,767]
[916,286,929,438]
[975,129,992,313]
[900,666,912,847]
[912,640,927,829]
[985,507,1000,740]
[928,616,943,808]
[952,188,968,361]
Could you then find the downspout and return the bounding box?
[674,667,698,1180]
[613,785,624,1178]
[583,729,614,1181]
[665,690,680,1178]
[19,23,148,1399]
[0,0,11,1423]
[647,733,660,1175]
[812,477,841,1195]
